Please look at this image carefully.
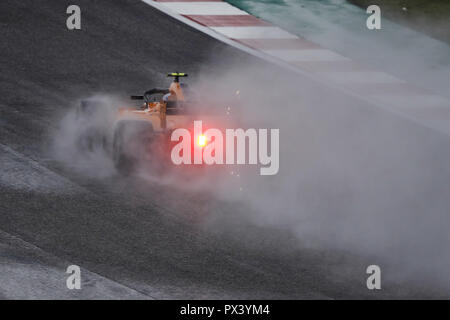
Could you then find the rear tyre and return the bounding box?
[113,120,155,175]
[77,99,109,152]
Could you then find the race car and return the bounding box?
[76,73,233,174]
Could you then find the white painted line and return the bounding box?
[157,2,248,15]
[140,0,450,138]
[0,143,89,195]
[141,0,296,65]
[321,71,404,84]
[0,230,150,299]
[210,26,297,39]
[264,49,350,62]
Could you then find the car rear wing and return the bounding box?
[131,88,170,100]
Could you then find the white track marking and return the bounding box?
[141,0,450,137]
[211,26,297,39]
[0,230,149,299]
[155,2,248,15]
[0,143,88,194]
[264,49,350,62]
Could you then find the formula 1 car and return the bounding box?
[77,73,232,174]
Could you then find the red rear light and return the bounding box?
[197,134,207,147]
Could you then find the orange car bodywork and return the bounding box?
[116,77,190,132]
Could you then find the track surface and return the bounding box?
[1,0,450,299]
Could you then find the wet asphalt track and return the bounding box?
[1,0,450,299]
